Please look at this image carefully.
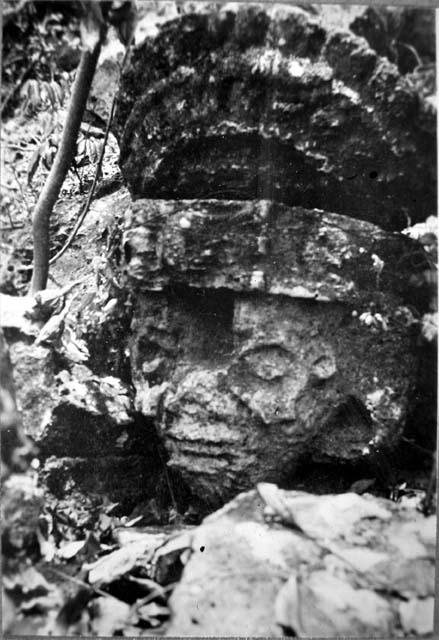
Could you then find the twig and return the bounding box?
[0,223,25,230]
[157,445,178,513]
[2,144,34,152]
[46,566,125,603]
[47,38,133,267]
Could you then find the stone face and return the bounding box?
[112,3,435,508]
[115,4,435,230]
[125,199,429,506]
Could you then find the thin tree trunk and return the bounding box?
[30,38,104,293]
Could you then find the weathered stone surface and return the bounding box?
[7,341,58,439]
[165,486,436,636]
[40,454,160,512]
[4,331,164,510]
[27,364,165,509]
[124,199,429,302]
[125,199,429,505]
[115,4,435,230]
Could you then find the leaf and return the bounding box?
[44,81,57,107]
[136,601,170,625]
[36,528,56,562]
[61,330,90,363]
[28,79,41,108]
[152,530,193,585]
[85,539,156,585]
[50,80,64,105]
[124,515,144,527]
[88,139,98,163]
[76,136,86,156]
[112,527,166,548]
[57,539,87,560]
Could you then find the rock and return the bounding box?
[276,570,395,636]
[88,51,123,125]
[124,199,429,301]
[256,484,391,540]
[40,454,161,512]
[7,340,57,440]
[115,4,435,230]
[165,486,436,636]
[30,365,167,510]
[5,330,166,510]
[373,557,435,599]
[399,597,435,636]
[124,199,429,506]
[167,490,320,636]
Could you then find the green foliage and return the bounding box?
[1,2,80,118]
[19,78,64,117]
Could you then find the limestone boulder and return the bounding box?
[165,485,436,636]
[115,4,435,230]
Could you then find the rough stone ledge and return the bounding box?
[123,198,429,307]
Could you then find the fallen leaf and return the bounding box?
[57,539,87,560]
[85,537,162,585]
[153,531,193,585]
[113,527,166,548]
[137,601,170,625]
[36,528,56,562]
